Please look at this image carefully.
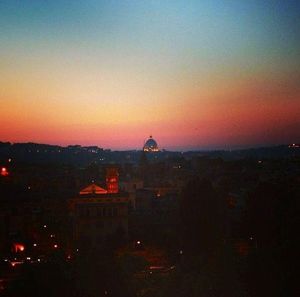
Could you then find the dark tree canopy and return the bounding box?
[180,177,224,257]
[243,181,299,297]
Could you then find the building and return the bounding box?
[143,135,159,152]
[68,168,129,248]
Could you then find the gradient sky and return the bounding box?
[1,0,299,150]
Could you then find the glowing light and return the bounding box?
[33,243,37,247]
[53,244,58,249]
[43,225,47,228]
[13,243,25,253]
[10,260,23,267]
[106,168,119,193]
[1,167,8,177]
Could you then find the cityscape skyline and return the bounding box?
[0,2,298,295]
[1,1,300,150]
[0,137,298,152]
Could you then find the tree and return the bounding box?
[180,177,224,258]
[169,177,248,296]
[243,181,299,297]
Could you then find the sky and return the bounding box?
[0,0,299,150]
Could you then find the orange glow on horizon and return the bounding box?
[1,1,299,149]
[1,55,299,149]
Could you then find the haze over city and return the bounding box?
[1,0,299,150]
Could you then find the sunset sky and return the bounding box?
[1,0,299,150]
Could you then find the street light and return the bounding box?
[1,167,8,176]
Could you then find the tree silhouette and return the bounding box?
[243,181,299,297]
[180,177,224,260]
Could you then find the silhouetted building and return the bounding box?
[143,135,159,152]
[68,168,129,248]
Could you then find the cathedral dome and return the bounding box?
[143,135,159,152]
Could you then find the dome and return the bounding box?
[143,135,159,152]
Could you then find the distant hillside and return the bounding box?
[0,141,299,166]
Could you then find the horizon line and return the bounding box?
[0,140,295,153]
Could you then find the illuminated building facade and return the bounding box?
[106,167,119,193]
[69,168,129,247]
[143,135,159,152]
